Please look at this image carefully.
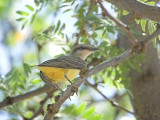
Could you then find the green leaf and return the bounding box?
[90,114,103,120]
[82,107,95,119]
[71,0,75,5]
[54,20,61,33]
[102,29,107,36]
[58,23,65,35]
[30,79,41,84]
[62,104,75,114]
[19,73,26,83]
[24,111,33,118]
[74,4,79,11]
[153,37,157,48]
[135,19,140,24]
[23,63,31,75]
[95,26,104,30]
[127,60,136,70]
[146,2,155,5]
[158,35,160,41]
[140,0,147,2]
[63,9,71,13]
[73,103,86,116]
[30,10,38,24]
[123,10,129,15]
[21,21,28,30]
[148,21,154,34]
[59,5,68,8]
[16,11,29,16]
[16,18,26,21]
[43,26,55,34]
[25,5,34,11]
[141,19,146,32]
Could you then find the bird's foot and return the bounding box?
[80,67,88,78]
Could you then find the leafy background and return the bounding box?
[0,0,158,120]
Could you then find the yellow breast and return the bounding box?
[37,66,80,84]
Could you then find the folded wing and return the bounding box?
[38,56,87,69]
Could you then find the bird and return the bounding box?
[34,44,98,91]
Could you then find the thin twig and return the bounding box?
[85,80,135,115]
[0,85,57,108]
[97,0,137,45]
[141,25,160,46]
[31,91,54,120]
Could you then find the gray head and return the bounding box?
[70,44,98,60]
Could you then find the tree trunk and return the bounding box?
[117,14,160,120]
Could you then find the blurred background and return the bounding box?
[0,0,135,120]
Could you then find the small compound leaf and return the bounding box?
[25,5,34,11]
[90,114,103,120]
[30,10,38,24]
[16,17,26,21]
[63,9,71,13]
[71,0,75,5]
[135,19,140,24]
[23,63,31,75]
[58,23,66,35]
[123,10,129,15]
[148,21,154,34]
[16,11,29,16]
[82,107,95,119]
[54,20,61,33]
[21,21,28,30]
[158,35,160,41]
[141,19,146,32]
[30,79,41,84]
[75,4,79,11]
[146,1,156,5]
[73,103,86,116]
[59,5,68,8]
[153,37,157,48]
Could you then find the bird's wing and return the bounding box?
[40,71,57,88]
[38,56,87,69]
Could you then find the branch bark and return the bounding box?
[97,0,137,45]
[104,0,160,21]
[0,85,57,108]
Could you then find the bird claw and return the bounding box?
[54,91,64,102]
[80,68,88,77]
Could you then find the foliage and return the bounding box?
[61,103,103,120]
[0,0,158,120]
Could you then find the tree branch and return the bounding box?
[142,25,160,45]
[85,80,135,115]
[97,0,137,45]
[0,85,57,108]
[31,91,54,120]
[104,0,160,21]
